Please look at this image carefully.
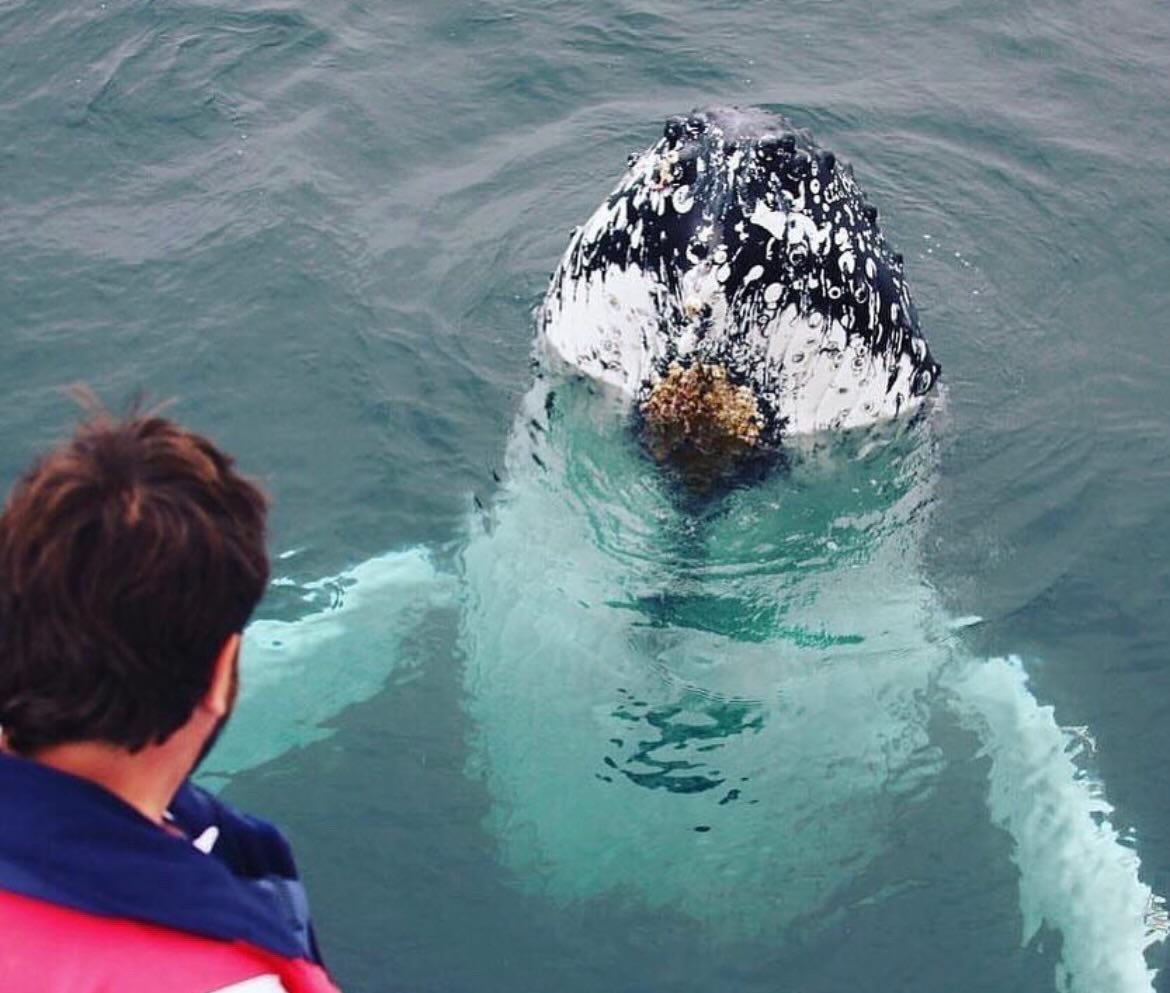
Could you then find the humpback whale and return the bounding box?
[458,107,1167,991]
[211,108,1166,993]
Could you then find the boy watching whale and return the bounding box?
[0,400,342,993]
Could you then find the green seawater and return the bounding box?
[3,2,1170,991]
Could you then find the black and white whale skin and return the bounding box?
[541,107,941,443]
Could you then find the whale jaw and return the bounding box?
[540,107,941,479]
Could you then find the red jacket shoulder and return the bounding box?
[0,889,339,993]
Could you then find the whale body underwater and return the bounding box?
[212,109,1167,992]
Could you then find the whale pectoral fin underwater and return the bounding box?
[540,105,941,483]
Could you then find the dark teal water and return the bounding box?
[4,1,1170,991]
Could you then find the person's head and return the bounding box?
[0,396,269,759]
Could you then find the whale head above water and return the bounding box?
[540,106,941,482]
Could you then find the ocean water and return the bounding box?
[3,1,1170,991]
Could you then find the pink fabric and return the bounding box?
[0,889,341,993]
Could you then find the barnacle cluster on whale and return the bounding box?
[541,106,941,474]
[639,361,764,489]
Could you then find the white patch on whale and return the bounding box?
[461,383,943,931]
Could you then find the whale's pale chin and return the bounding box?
[539,106,941,484]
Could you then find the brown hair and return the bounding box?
[0,399,269,754]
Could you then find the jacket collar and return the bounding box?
[0,752,311,960]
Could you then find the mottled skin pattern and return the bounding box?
[541,107,941,444]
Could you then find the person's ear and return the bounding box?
[203,633,241,720]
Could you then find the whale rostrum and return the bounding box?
[540,107,941,477]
